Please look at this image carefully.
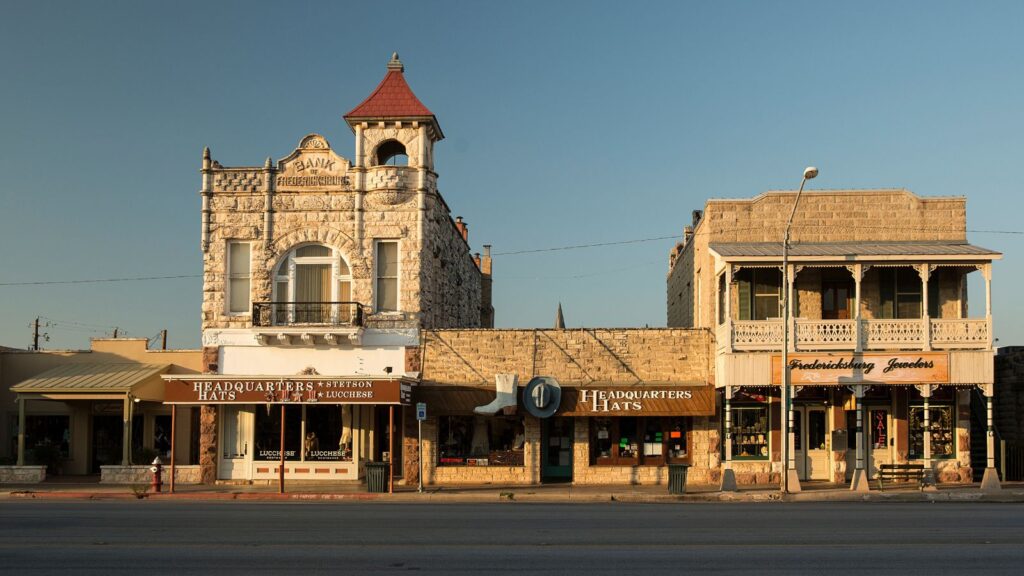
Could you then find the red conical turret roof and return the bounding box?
[344,54,441,139]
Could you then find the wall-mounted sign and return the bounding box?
[559,386,715,417]
[771,352,949,385]
[162,377,411,405]
[522,376,562,418]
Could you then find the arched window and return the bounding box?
[272,244,353,324]
[375,139,408,166]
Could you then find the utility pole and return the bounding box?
[161,329,168,350]
[113,327,119,338]
[32,317,40,351]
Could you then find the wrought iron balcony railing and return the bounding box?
[252,302,364,327]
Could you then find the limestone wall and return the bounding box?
[201,134,485,332]
[0,466,46,484]
[419,328,713,387]
[101,465,202,485]
[667,190,970,329]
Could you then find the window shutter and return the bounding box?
[879,268,895,319]
[738,275,751,321]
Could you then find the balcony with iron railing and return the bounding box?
[252,302,364,328]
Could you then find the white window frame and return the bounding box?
[374,240,401,314]
[271,244,353,324]
[226,241,252,316]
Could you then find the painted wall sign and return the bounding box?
[558,386,715,417]
[163,377,411,405]
[770,352,949,385]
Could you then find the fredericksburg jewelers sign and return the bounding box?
[162,377,412,405]
[771,352,949,385]
[559,386,715,416]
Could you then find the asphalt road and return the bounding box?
[1,501,1022,575]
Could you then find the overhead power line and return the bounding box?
[0,223,1018,287]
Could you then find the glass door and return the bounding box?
[541,417,573,482]
[218,405,253,480]
[805,408,829,480]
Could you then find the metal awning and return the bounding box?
[710,241,1001,261]
[11,363,170,401]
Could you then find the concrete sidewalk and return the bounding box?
[4,480,1024,503]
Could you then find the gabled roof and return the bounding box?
[11,363,169,394]
[709,241,1002,260]
[344,54,438,124]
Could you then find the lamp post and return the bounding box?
[781,166,817,494]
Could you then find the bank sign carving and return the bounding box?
[162,377,411,405]
[771,352,949,385]
[559,386,715,417]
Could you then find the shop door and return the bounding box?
[218,405,253,481]
[91,415,123,473]
[541,417,573,482]
[867,407,892,478]
[794,407,829,481]
[822,282,853,320]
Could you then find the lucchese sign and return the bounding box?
[163,377,411,405]
[771,352,949,385]
[559,386,715,416]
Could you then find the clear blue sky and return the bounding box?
[1,0,1022,350]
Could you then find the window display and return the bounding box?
[24,415,70,459]
[255,405,302,461]
[592,417,690,466]
[437,415,524,466]
[909,405,954,459]
[731,406,769,460]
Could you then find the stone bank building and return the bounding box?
[667,189,1002,490]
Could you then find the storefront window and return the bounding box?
[25,415,70,459]
[909,405,955,459]
[154,415,172,459]
[305,405,353,462]
[254,405,302,461]
[437,415,525,466]
[592,417,690,466]
[731,406,769,460]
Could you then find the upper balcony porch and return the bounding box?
[710,241,1001,353]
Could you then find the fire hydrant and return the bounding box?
[149,457,163,493]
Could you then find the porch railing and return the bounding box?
[724,317,990,352]
[252,302,364,327]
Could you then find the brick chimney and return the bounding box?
[480,244,494,327]
[455,216,468,243]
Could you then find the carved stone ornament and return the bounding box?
[297,366,320,376]
[914,384,934,398]
[299,134,330,149]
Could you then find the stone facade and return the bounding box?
[420,329,712,387]
[100,465,202,485]
[0,466,46,484]
[668,189,969,328]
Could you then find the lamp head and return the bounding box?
[803,167,818,180]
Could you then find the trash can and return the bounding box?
[365,461,389,493]
[668,464,689,495]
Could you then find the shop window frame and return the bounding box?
[590,417,692,467]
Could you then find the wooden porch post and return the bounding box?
[984,264,993,349]
[122,395,131,466]
[16,397,26,466]
[854,264,863,352]
[388,405,394,494]
[169,404,176,493]
[920,264,931,351]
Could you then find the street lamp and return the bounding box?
[781,166,817,494]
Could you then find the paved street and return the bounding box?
[1,501,1022,575]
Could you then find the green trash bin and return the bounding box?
[668,464,689,495]
[365,461,389,493]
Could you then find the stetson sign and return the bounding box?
[771,352,949,385]
[559,386,715,416]
[162,376,412,405]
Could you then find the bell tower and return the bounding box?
[344,53,443,173]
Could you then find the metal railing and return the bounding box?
[252,302,363,327]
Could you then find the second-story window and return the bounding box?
[375,241,399,312]
[272,245,352,324]
[879,268,923,319]
[227,242,251,314]
[737,268,781,321]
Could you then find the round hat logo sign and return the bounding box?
[522,376,561,418]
